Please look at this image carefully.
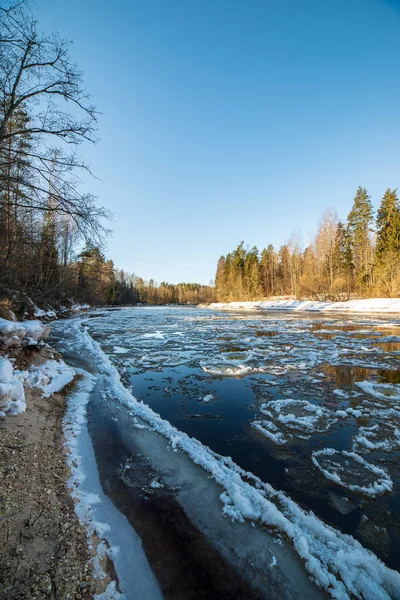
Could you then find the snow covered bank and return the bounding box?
[0,317,50,349]
[0,355,75,418]
[63,369,161,599]
[0,357,26,416]
[20,359,75,398]
[58,318,400,600]
[34,302,90,319]
[206,298,400,314]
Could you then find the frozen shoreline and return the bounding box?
[204,298,400,314]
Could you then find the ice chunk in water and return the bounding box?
[201,362,252,377]
[353,423,400,453]
[252,420,287,445]
[260,399,336,436]
[201,394,215,403]
[312,449,393,496]
[356,380,400,401]
[113,346,129,354]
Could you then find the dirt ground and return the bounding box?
[0,347,116,600]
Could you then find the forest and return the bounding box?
[1,2,399,314]
[0,2,213,313]
[215,186,400,302]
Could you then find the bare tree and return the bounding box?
[0,0,110,244]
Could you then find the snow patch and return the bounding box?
[95,581,123,599]
[0,317,50,349]
[19,359,75,397]
[0,357,26,415]
[207,298,400,314]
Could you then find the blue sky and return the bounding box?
[34,0,400,284]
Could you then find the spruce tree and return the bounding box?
[376,188,400,258]
[215,256,226,301]
[347,186,374,288]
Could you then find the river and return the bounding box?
[50,306,400,600]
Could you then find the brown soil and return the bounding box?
[0,346,115,600]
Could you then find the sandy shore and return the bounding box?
[0,347,116,600]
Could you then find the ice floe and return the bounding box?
[353,423,400,453]
[252,419,287,445]
[201,362,252,377]
[259,399,336,437]
[201,393,215,403]
[312,449,393,497]
[113,346,129,354]
[356,380,400,401]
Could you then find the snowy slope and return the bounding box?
[207,298,400,314]
[0,318,50,349]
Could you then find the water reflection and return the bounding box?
[319,364,400,385]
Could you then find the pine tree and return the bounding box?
[244,246,261,299]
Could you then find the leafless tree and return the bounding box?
[0,0,111,244]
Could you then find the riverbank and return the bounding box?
[0,340,118,599]
[204,298,400,313]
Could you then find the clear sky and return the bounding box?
[33,0,400,285]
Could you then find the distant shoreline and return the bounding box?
[201,298,400,315]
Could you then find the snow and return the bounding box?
[207,298,400,314]
[71,303,90,313]
[0,357,26,415]
[19,359,75,397]
[270,554,278,568]
[0,355,75,416]
[312,449,393,496]
[149,480,163,489]
[57,318,400,600]
[34,306,57,318]
[95,581,124,600]
[0,318,50,349]
[63,369,161,600]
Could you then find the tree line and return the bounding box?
[0,1,211,313]
[215,187,400,302]
[68,247,215,306]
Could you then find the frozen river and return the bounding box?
[51,306,400,599]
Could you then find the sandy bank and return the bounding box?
[0,346,116,600]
